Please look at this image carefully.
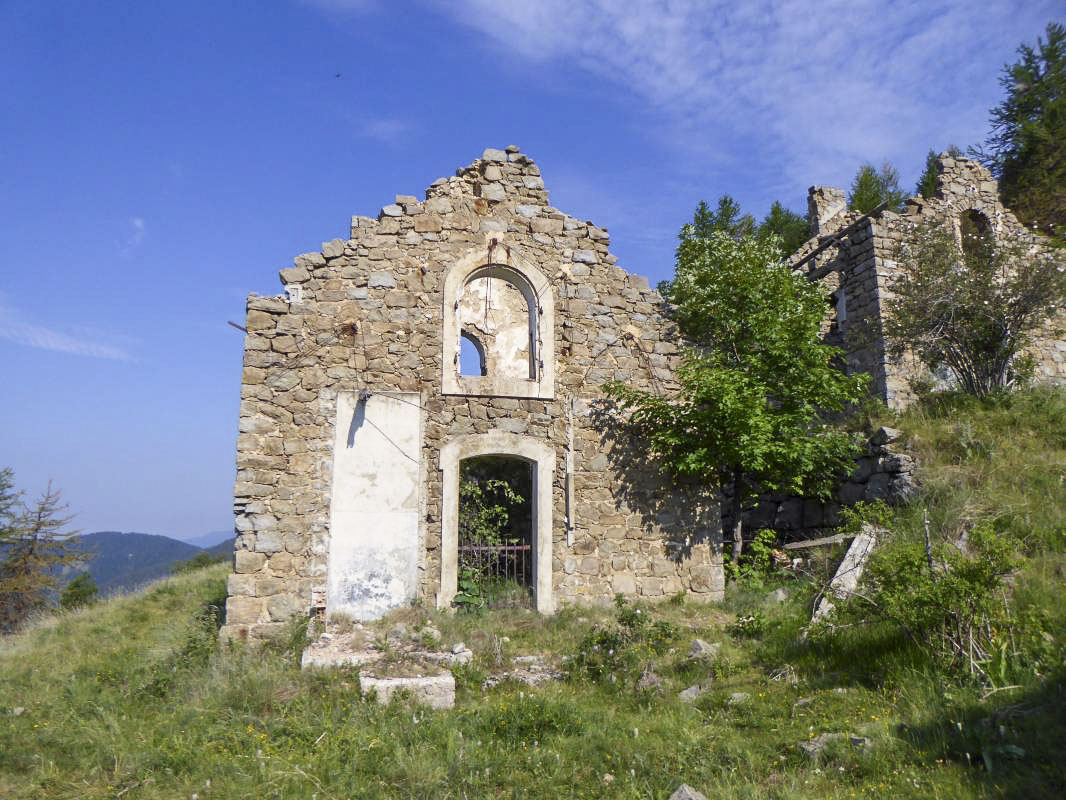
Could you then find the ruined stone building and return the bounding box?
[221,147,723,642]
[221,148,1064,641]
[790,154,1066,409]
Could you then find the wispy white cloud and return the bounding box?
[121,216,145,254]
[0,295,133,361]
[357,116,415,144]
[435,1,1060,190]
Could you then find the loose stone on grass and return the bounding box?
[727,691,750,706]
[668,784,708,800]
[689,639,720,660]
[359,673,456,710]
[678,684,708,703]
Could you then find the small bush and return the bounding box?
[59,572,98,610]
[728,610,766,639]
[567,595,679,687]
[817,521,1025,684]
[477,694,583,744]
[725,529,779,586]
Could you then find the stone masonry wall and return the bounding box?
[222,147,723,642]
[737,427,917,540]
[791,155,1065,410]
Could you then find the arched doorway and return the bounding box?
[438,432,555,614]
[456,454,535,609]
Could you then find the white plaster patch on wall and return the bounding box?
[327,392,421,620]
[459,276,532,380]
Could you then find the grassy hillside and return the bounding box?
[1,389,1064,799]
[74,532,204,594]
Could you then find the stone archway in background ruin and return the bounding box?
[959,209,993,259]
[438,432,555,615]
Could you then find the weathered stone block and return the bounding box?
[254,530,284,554]
[611,574,637,594]
[234,550,266,573]
[359,673,455,709]
[368,271,396,288]
[225,596,263,625]
[227,573,255,596]
[266,593,303,621]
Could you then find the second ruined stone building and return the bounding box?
[221,147,723,641]
[791,154,1066,408]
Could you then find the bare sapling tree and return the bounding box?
[884,219,1066,396]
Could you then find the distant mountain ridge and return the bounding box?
[182,530,234,549]
[72,531,233,595]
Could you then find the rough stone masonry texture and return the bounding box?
[221,147,724,642]
[790,154,1066,409]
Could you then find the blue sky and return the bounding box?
[1,1,1059,541]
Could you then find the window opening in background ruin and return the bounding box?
[458,268,536,381]
[960,209,992,260]
[456,455,534,610]
[460,331,487,376]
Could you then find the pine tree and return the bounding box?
[684,196,756,241]
[848,161,906,213]
[759,201,810,254]
[974,23,1066,239]
[916,146,963,199]
[0,472,85,631]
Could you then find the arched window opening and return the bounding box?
[457,267,536,381]
[459,330,487,376]
[960,210,992,260]
[457,455,535,609]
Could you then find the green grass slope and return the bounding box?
[74,531,205,594]
[1,388,1064,799]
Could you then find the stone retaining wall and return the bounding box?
[735,428,917,540]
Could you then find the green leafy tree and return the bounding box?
[885,219,1066,396]
[59,572,98,610]
[974,23,1066,240]
[607,227,868,563]
[848,161,906,213]
[759,201,810,254]
[0,471,85,630]
[916,146,963,199]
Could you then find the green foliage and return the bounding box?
[848,161,906,213]
[567,595,680,687]
[172,550,228,574]
[661,195,809,298]
[728,609,766,639]
[682,195,756,241]
[975,23,1066,240]
[606,227,868,561]
[884,219,1066,396]
[759,200,810,255]
[916,146,963,199]
[477,694,583,744]
[818,521,1022,684]
[724,529,778,586]
[2,553,1065,798]
[838,500,893,533]
[0,470,84,631]
[58,573,98,610]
